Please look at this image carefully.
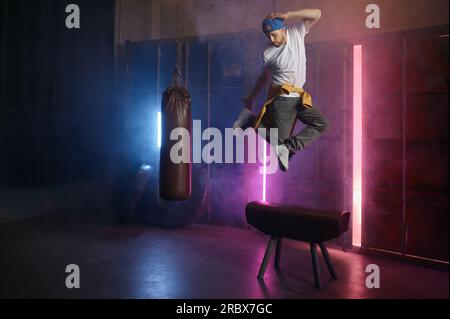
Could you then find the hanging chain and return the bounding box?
[173,0,184,87]
[176,0,181,67]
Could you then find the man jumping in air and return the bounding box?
[237,8,330,172]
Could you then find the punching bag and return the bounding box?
[160,67,192,200]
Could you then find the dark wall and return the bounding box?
[0,0,116,189]
[123,35,250,227]
[363,26,449,262]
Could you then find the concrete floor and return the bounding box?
[0,213,448,299]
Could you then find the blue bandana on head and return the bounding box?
[262,18,286,34]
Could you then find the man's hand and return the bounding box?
[266,12,289,21]
[268,9,321,33]
[233,107,257,132]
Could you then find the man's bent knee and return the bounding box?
[316,117,330,133]
[322,118,330,133]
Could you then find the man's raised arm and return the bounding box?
[266,9,322,33]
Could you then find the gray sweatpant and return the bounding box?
[260,96,330,153]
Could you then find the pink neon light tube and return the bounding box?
[262,141,267,202]
[353,45,363,247]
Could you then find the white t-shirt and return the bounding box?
[262,21,308,97]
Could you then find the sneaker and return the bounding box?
[276,144,290,172]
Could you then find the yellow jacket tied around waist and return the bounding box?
[253,82,313,129]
